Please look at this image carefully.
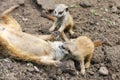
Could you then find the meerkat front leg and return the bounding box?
[39,56,63,67]
[79,57,85,75]
[85,53,93,68]
[58,24,69,41]
[58,22,66,33]
[37,31,59,41]
[76,54,85,75]
[49,20,59,32]
[69,26,74,35]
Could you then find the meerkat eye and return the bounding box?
[65,8,69,12]
[54,11,56,14]
[59,11,63,14]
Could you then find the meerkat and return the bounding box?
[49,4,74,41]
[62,36,103,74]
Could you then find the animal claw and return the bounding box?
[51,31,60,39]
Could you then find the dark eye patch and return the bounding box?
[59,11,63,14]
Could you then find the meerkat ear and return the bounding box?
[65,8,69,12]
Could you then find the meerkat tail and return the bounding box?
[1,5,19,19]
[41,14,55,21]
[93,40,104,47]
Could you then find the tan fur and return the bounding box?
[62,36,103,74]
[0,5,68,67]
[1,5,22,31]
[49,4,74,41]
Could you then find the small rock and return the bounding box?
[79,0,93,8]
[99,67,109,76]
[112,74,116,80]
[111,6,118,13]
[36,0,55,10]
[34,66,39,72]
[18,0,25,6]
[88,71,94,75]
[26,62,33,67]
[96,22,100,26]
[6,73,17,80]
[3,58,11,62]
[89,21,95,25]
[27,67,34,72]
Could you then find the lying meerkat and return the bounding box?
[61,36,103,75]
[0,5,70,67]
[49,4,74,41]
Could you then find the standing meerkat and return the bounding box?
[49,4,74,41]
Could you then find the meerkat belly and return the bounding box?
[1,29,51,56]
[65,15,73,29]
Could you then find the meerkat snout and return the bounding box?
[54,4,68,18]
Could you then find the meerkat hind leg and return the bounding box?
[39,56,62,67]
[37,34,54,41]
[1,5,21,31]
[49,21,58,32]
[85,53,93,68]
[61,32,69,41]
[68,25,74,35]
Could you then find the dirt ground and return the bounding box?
[0,0,120,80]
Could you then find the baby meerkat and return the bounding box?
[62,36,103,75]
[49,4,74,41]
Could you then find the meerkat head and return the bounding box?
[62,41,77,54]
[54,4,69,18]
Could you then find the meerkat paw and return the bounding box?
[81,69,85,75]
[49,27,55,32]
[51,31,61,39]
[85,62,90,68]
[69,30,75,35]
[54,61,63,67]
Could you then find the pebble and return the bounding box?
[34,66,39,72]
[18,0,25,6]
[112,74,116,80]
[89,71,94,75]
[3,58,11,62]
[26,62,33,67]
[79,0,93,8]
[99,67,109,76]
[111,6,118,13]
[36,0,55,9]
